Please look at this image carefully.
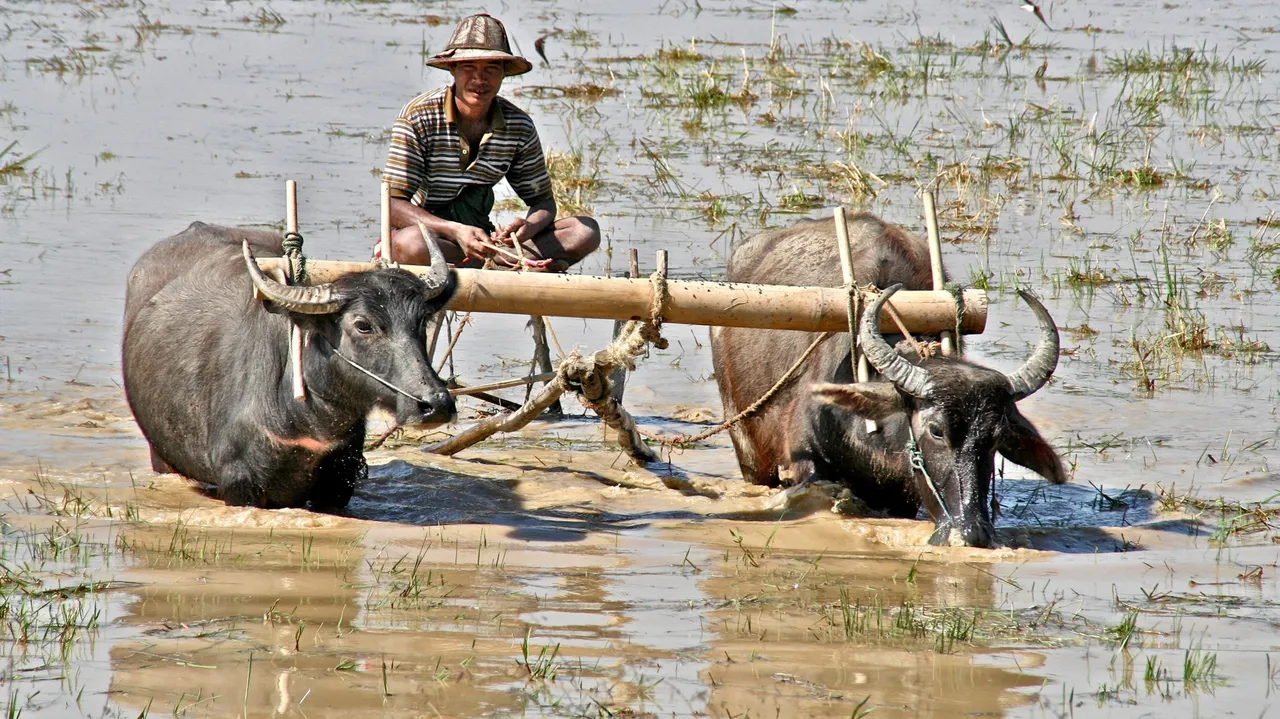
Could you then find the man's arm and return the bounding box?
[503,197,557,243]
[505,123,557,244]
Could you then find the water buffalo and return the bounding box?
[710,212,1065,547]
[122,222,456,510]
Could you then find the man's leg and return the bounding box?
[387,215,600,270]
[522,216,601,271]
[387,224,468,266]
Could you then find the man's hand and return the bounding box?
[502,217,529,242]
[447,223,494,261]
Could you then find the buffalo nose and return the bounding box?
[961,522,993,549]
[929,520,994,548]
[419,390,456,422]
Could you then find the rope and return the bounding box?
[847,287,861,376]
[432,258,495,374]
[281,230,307,284]
[322,338,431,404]
[879,296,930,359]
[905,424,951,520]
[434,312,472,373]
[649,268,670,337]
[945,281,966,353]
[641,331,834,448]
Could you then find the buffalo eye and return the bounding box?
[353,318,376,335]
[927,423,945,440]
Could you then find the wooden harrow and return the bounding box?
[258,183,984,461]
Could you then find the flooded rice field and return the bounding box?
[3,0,1280,716]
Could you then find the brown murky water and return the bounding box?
[3,0,1280,717]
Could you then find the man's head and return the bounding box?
[426,13,532,77]
[450,60,505,114]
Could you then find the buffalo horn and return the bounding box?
[242,240,346,314]
[859,284,932,398]
[416,220,451,298]
[1006,290,1060,400]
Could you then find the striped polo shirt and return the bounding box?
[383,85,554,210]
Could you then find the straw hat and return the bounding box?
[426,14,532,77]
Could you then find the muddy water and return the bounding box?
[3,0,1280,717]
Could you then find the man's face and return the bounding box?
[451,61,505,111]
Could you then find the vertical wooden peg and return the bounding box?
[285,180,306,402]
[834,207,877,433]
[380,180,393,265]
[922,190,954,356]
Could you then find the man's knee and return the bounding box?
[562,216,601,258]
[391,225,463,265]
[389,226,425,263]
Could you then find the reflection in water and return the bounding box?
[2,460,1048,718]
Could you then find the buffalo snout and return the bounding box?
[395,384,455,428]
[928,517,994,548]
[417,388,456,427]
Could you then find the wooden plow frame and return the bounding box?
[259,183,983,462]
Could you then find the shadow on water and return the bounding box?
[351,450,1198,555]
[353,458,710,541]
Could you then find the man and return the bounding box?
[381,13,599,271]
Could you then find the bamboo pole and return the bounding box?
[284,180,306,402]
[379,181,392,264]
[449,371,557,397]
[258,258,988,336]
[833,207,876,433]
[922,190,955,356]
[427,378,566,456]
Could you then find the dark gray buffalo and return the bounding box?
[123,222,456,510]
[711,212,1066,547]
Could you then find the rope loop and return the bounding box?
[281,230,308,284]
[641,331,834,449]
[944,281,966,352]
[646,268,670,349]
[281,230,305,253]
[905,424,951,519]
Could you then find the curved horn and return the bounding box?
[242,240,346,314]
[859,284,932,397]
[416,220,452,298]
[1006,289,1060,400]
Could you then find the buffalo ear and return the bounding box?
[998,408,1069,484]
[811,382,904,421]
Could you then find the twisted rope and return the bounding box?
[945,281,966,354]
[281,230,307,284]
[649,269,670,332]
[905,424,951,520]
[641,331,834,449]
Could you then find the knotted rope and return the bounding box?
[648,268,670,337]
[640,331,834,450]
[905,424,951,520]
[427,281,671,458]
[281,230,308,284]
[945,281,967,354]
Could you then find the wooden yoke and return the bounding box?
[256,258,987,335]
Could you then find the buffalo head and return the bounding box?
[242,226,457,429]
[813,285,1066,548]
